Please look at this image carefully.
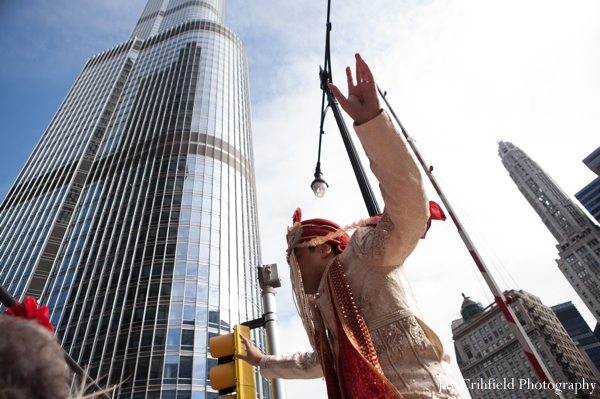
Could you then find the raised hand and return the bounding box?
[234,334,264,367]
[328,53,381,125]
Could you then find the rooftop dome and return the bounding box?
[460,293,483,321]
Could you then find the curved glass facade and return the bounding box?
[0,2,266,398]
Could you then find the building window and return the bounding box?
[565,254,577,263]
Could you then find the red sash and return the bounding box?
[314,256,403,399]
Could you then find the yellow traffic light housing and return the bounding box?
[209,324,256,398]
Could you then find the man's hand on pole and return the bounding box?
[328,53,381,126]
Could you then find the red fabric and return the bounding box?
[429,201,446,221]
[293,208,350,252]
[334,311,402,398]
[293,208,302,224]
[422,201,446,239]
[315,326,341,399]
[315,256,402,399]
[5,296,54,332]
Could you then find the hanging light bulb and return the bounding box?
[311,169,328,198]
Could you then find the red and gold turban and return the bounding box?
[289,208,350,253]
[286,207,353,350]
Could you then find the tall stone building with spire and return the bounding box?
[0,1,267,398]
[498,141,600,323]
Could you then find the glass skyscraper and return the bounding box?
[576,146,600,225]
[551,301,600,375]
[0,1,267,398]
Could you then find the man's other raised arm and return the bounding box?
[329,54,429,266]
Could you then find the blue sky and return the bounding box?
[1,1,600,397]
[0,1,145,197]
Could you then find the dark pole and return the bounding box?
[315,0,381,216]
[0,285,17,308]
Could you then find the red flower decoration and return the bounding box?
[5,296,54,332]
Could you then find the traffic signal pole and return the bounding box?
[258,264,286,399]
[209,265,286,398]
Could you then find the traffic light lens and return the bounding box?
[210,363,236,390]
[209,332,235,358]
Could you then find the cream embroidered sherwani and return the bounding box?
[261,110,464,398]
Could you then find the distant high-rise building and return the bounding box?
[498,141,600,323]
[452,290,600,399]
[577,178,600,225]
[0,1,268,398]
[576,147,600,225]
[582,147,600,176]
[551,301,600,375]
